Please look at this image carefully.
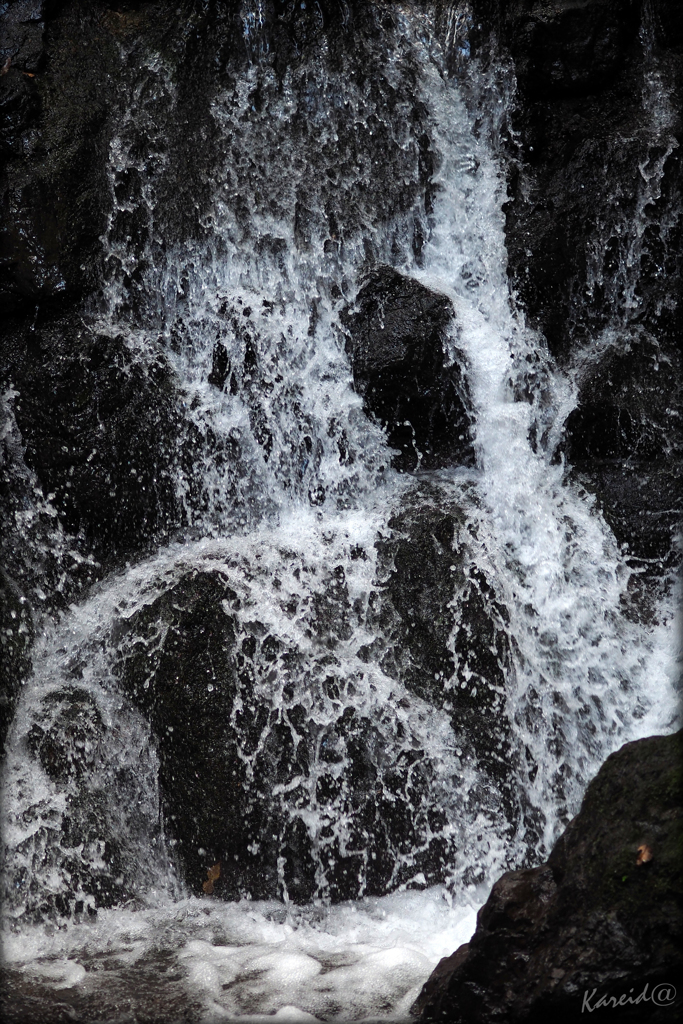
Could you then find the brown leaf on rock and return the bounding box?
[202,861,221,894]
[636,844,653,866]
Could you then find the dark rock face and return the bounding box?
[113,564,456,904]
[342,268,474,471]
[372,487,516,811]
[564,334,683,559]
[468,0,683,565]
[1,308,184,564]
[0,0,242,317]
[0,0,118,313]
[414,728,683,1023]
[113,570,268,902]
[0,569,33,755]
[107,488,519,905]
[496,0,641,99]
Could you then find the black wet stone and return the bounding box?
[414,728,683,1024]
[342,267,475,471]
[2,309,184,565]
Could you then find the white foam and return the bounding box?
[2,889,476,1021]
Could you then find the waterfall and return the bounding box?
[1,3,679,1021]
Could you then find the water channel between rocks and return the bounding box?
[1,4,680,1022]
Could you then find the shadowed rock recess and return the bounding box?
[414,729,683,1024]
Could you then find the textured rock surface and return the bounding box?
[114,563,447,904]
[12,684,167,919]
[0,569,32,754]
[468,0,683,564]
[342,268,474,471]
[0,0,239,316]
[372,485,516,807]
[1,307,184,564]
[107,487,519,905]
[563,334,682,560]
[414,728,683,1023]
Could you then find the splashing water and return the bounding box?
[2,4,679,1021]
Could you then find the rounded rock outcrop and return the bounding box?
[342,267,474,472]
[413,728,683,1023]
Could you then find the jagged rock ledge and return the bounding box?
[413,728,683,1024]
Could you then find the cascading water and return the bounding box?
[2,3,680,1021]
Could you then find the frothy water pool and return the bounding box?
[3,888,478,1022]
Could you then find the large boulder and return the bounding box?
[342,267,474,471]
[413,728,683,1023]
[113,562,465,904]
[105,486,519,906]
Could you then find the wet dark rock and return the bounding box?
[373,485,514,795]
[208,341,230,391]
[414,728,683,1023]
[112,565,439,903]
[111,522,518,905]
[467,0,683,566]
[0,569,33,757]
[342,268,474,471]
[0,0,243,317]
[1,307,184,564]
[496,0,641,99]
[563,332,683,559]
[113,570,261,902]
[27,687,106,784]
[11,685,166,919]
[0,1,120,313]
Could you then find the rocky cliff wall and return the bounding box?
[469,0,682,564]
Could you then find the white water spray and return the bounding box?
[2,6,679,1021]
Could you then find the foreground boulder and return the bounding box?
[342,268,474,471]
[413,728,683,1023]
[116,562,454,904]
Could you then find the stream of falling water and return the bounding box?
[2,5,680,1022]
